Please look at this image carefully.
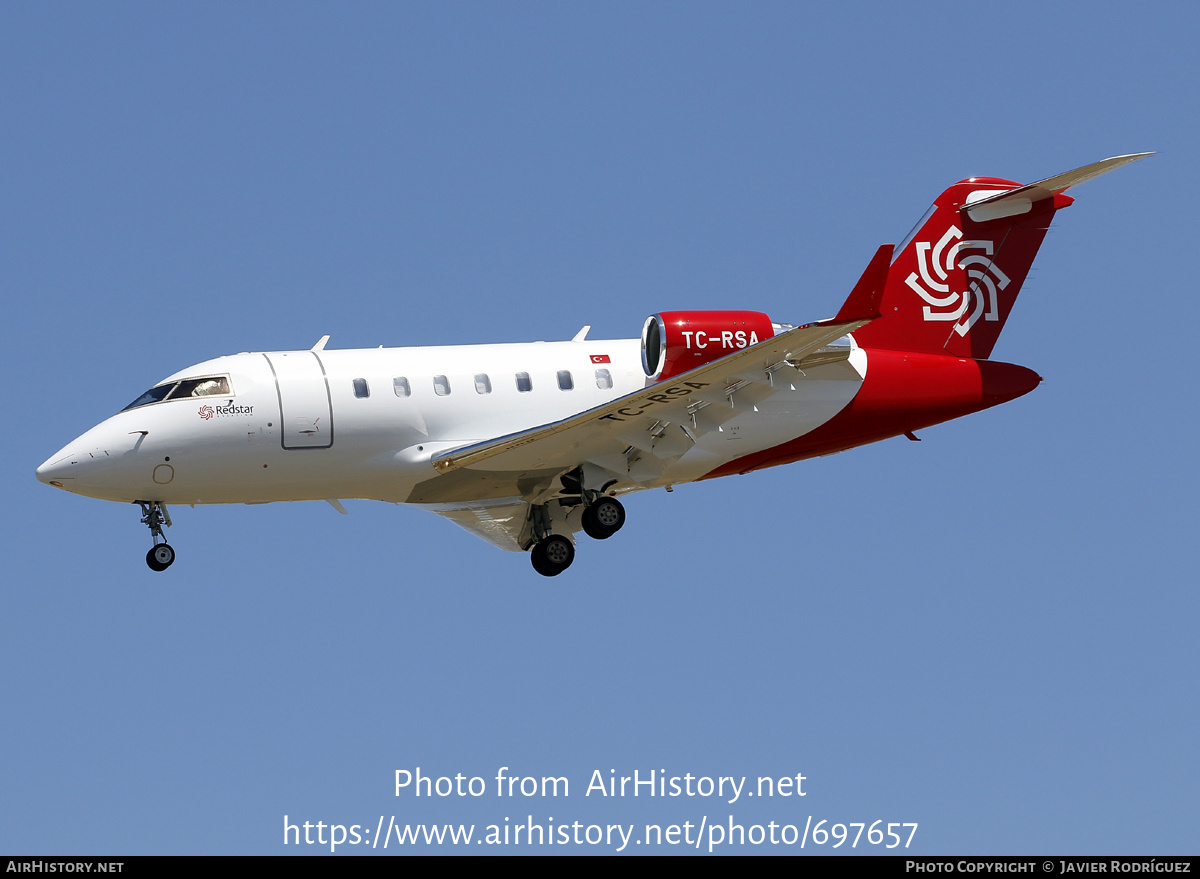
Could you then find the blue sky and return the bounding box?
[2,1,1196,854]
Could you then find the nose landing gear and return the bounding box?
[138,501,176,571]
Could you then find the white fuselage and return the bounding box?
[37,336,866,509]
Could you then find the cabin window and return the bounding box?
[474,373,492,394]
[433,375,451,396]
[557,370,574,391]
[393,377,411,398]
[595,368,613,390]
[352,378,370,398]
[515,372,532,393]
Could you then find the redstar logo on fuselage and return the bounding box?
[198,400,254,420]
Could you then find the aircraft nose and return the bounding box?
[36,445,79,488]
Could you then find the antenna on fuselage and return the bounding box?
[312,334,330,351]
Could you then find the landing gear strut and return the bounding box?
[138,501,175,572]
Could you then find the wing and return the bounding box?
[435,317,870,475]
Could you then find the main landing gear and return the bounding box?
[581,496,625,540]
[528,496,626,577]
[138,501,176,572]
[530,534,574,577]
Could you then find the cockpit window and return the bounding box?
[123,385,175,410]
[177,376,231,398]
[122,375,233,411]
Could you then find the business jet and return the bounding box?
[36,154,1150,576]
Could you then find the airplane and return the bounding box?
[36,154,1151,576]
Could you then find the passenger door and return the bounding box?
[264,352,334,449]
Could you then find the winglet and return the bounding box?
[832,244,893,323]
[312,334,331,351]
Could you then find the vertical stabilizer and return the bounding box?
[852,154,1151,359]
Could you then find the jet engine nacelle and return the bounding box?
[641,310,776,381]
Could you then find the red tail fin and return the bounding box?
[852,176,1064,358]
[850,154,1152,359]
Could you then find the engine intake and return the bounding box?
[641,310,776,382]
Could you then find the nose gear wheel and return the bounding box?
[138,501,176,571]
[146,543,176,572]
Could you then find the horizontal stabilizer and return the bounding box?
[965,153,1153,221]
